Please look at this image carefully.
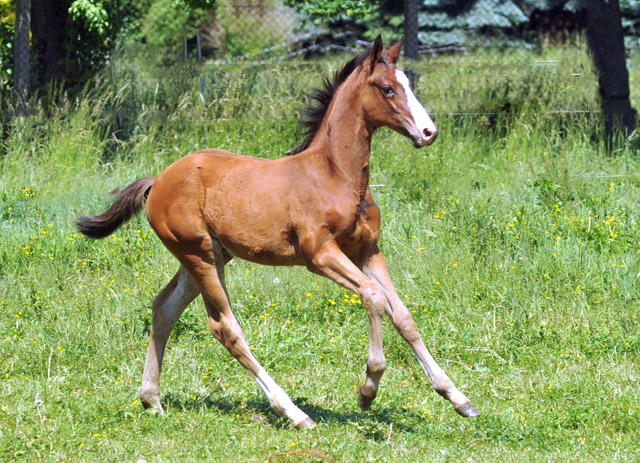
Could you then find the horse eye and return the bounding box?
[381,85,394,96]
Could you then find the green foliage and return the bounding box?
[2,0,219,95]
[0,0,14,97]
[422,0,529,29]
[307,0,640,50]
[128,0,298,62]
[212,1,293,57]
[182,0,216,8]
[69,0,110,34]
[620,0,640,16]
[1,46,640,462]
[139,0,192,55]
[134,0,219,58]
[285,0,379,20]
[0,21,12,94]
[428,0,571,47]
[20,0,144,93]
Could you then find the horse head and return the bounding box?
[361,36,439,147]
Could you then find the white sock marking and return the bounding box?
[255,369,309,425]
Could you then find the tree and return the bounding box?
[26,0,146,89]
[12,0,28,111]
[287,0,637,135]
[27,0,216,89]
[30,0,66,85]
[404,0,419,59]
[583,0,636,133]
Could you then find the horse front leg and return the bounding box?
[308,242,388,411]
[362,246,479,417]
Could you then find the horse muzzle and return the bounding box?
[412,126,439,148]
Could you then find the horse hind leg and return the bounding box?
[140,266,200,412]
[181,239,316,429]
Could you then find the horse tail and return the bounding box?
[76,177,155,239]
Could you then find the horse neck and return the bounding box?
[310,75,374,197]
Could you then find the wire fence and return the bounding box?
[2,0,639,120]
[122,1,605,120]
[138,1,596,64]
[143,1,302,61]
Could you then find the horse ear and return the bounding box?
[369,35,385,73]
[387,38,404,64]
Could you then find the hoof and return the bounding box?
[357,387,375,411]
[455,403,480,418]
[294,417,316,430]
[144,404,165,415]
[141,397,165,414]
[357,394,373,411]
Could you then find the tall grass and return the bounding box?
[1,46,639,462]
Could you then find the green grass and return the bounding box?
[1,46,640,462]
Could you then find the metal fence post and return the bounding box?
[13,0,31,114]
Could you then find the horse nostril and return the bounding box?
[424,127,439,141]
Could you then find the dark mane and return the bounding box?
[286,52,368,156]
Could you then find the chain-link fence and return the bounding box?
[2,1,640,120]
[125,0,603,113]
[135,1,598,63]
[136,1,302,62]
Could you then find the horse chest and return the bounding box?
[331,198,381,253]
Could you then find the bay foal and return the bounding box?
[77,36,478,429]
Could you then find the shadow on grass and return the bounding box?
[161,390,420,440]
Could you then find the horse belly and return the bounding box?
[215,230,303,266]
[204,200,302,266]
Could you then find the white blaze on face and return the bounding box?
[395,69,438,144]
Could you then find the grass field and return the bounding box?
[1,45,640,462]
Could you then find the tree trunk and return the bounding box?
[13,0,31,113]
[583,0,636,134]
[404,0,419,60]
[30,0,67,86]
[404,0,419,87]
